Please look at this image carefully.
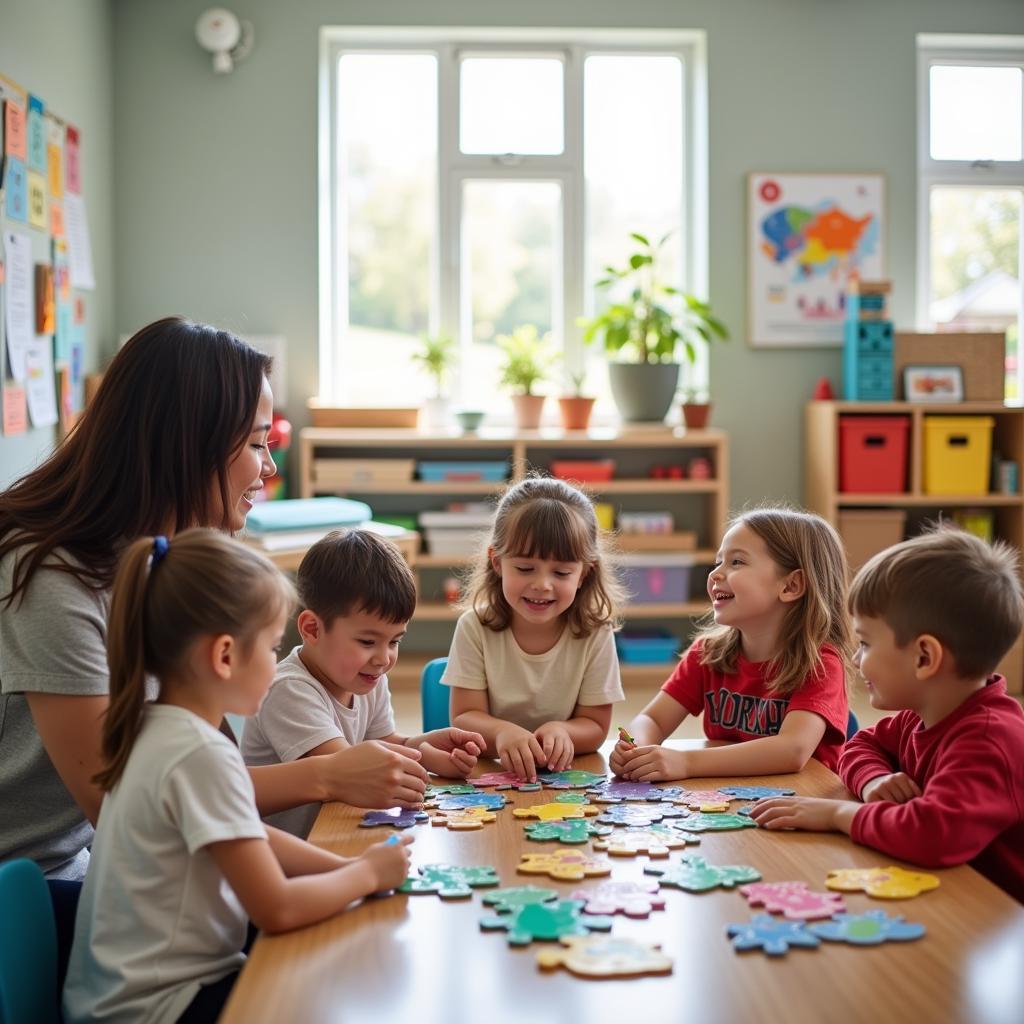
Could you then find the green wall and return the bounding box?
[0,0,115,488]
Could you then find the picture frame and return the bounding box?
[902,364,964,403]
[748,172,886,347]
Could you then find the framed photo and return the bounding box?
[903,364,964,403]
[748,172,885,347]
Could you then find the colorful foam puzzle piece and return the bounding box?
[569,879,666,918]
[518,848,613,882]
[727,914,821,956]
[809,911,926,946]
[825,866,940,900]
[427,792,507,811]
[672,812,757,832]
[470,771,542,791]
[481,886,560,914]
[719,785,796,800]
[646,855,761,893]
[674,789,736,809]
[513,801,600,822]
[523,819,612,844]
[399,863,500,899]
[596,803,688,828]
[537,769,608,789]
[696,802,731,813]
[739,881,846,921]
[430,806,496,830]
[480,899,613,946]
[424,782,477,799]
[587,781,684,803]
[553,792,589,804]
[359,808,429,829]
[536,936,673,978]
[592,824,692,858]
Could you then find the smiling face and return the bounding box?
[218,375,276,532]
[852,614,923,712]
[492,552,587,630]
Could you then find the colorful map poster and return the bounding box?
[748,173,885,347]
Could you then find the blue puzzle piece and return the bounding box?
[537,770,608,790]
[431,792,507,811]
[720,785,796,800]
[596,804,688,828]
[727,914,821,956]
[808,911,926,946]
[587,781,685,803]
[360,808,429,829]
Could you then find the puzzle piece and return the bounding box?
[587,781,684,803]
[426,792,507,812]
[672,812,757,832]
[825,866,940,900]
[430,806,496,830]
[518,848,612,882]
[537,936,673,978]
[481,886,559,914]
[695,802,731,812]
[424,782,477,799]
[809,911,926,946]
[646,855,761,893]
[596,804,688,828]
[513,801,600,822]
[537,769,608,789]
[523,819,612,844]
[569,880,665,919]
[359,808,429,829]
[592,824,691,858]
[727,914,821,956]
[719,785,796,800]
[470,771,542,791]
[674,789,735,809]
[739,881,846,921]
[480,899,613,946]
[553,792,589,804]
[399,863,500,899]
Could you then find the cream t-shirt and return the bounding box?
[441,610,623,732]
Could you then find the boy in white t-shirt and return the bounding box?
[243,530,484,836]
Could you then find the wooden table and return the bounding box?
[222,744,1024,1024]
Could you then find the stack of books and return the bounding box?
[244,497,372,552]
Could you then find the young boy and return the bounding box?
[242,529,484,837]
[749,528,1024,903]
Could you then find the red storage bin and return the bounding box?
[839,416,910,493]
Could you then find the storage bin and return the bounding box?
[952,509,995,543]
[423,528,489,557]
[923,417,995,495]
[619,554,693,604]
[550,459,616,482]
[417,461,508,483]
[593,503,615,532]
[837,510,906,572]
[615,630,682,664]
[838,416,910,493]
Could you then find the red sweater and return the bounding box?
[841,677,1024,904]
[661,641,848,771]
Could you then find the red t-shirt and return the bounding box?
[660,641,849,771]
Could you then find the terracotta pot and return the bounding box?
[511,393,546,430]
[682,402,712,430]
[557,396,595,431]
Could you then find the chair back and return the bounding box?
[846,709,860,741]
[421,657,450,731]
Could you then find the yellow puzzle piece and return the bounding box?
[825,866,940,899]
[430,807,496,830]
[536,935,673,978]
[518,849,612,882]
[513,802,599,822]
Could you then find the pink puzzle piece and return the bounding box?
[739,881,846,921]
[675,790,735,810]
[569,880,666,919]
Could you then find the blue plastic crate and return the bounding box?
[615,630,682,664]
[417,461,508,483]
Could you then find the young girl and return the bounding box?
[445,477,625,782]
[63,531,412,1024]
[610,507,852,782]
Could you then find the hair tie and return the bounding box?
[152,535,169,564]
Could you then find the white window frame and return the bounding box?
[317,27,708,406]
[916,34,1024,397]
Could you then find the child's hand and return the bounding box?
[608,740,633,777]
[360,833,414,892]
[747,796,858,834]
[534,723,574,773]
[495,725,547,782]
[420,728,485,778]
[860,772,922,804]
[613,744,689,782]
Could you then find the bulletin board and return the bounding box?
[0,70,94,441]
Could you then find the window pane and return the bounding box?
[930,65,1022,161]
[460,180,561,414]
[337,53,437,403]
[460,57,564,155]
[929,186,1021,398]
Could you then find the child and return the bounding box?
[63,531,412,1024]
[243,529,485,837]
[748,529,1024,904]
[611,507,851,781]
[445,477,625,782]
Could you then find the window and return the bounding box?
[319,29,707,416]
[917,37,1024,399]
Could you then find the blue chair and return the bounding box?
[421,657,450,731]
[0,859,61,1024]
[846,709,860,741]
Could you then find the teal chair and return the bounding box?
[0,859,61,1024]
[421,657,450,731]
[846,710,859,741]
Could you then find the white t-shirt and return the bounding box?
[62,704,267,1024]
[241,646,396,837]
[441,610,624,732]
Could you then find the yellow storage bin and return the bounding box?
[923,416,994,495]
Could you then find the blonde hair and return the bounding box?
[696,506,854,696]
[98,529,296,790]
[464,476,624,637]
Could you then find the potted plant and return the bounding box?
[580,231,729,422]
[496,324,555,430]
[558,371,596,431]
[412,332,456,430]
[680,387,712,430]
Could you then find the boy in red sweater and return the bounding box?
[749,528,1024,903]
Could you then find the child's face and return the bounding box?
[707,523,793,631]
[852,614,922,711]
[492,553,586,628]
[231,611,288,716]
[310,608,407,700]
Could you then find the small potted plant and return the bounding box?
[680,387,712,430]
[412,332,456,430]
[558,371,596,431]
[496,324,555,430]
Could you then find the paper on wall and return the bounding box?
[64,193,95,290]
[3,231,33,380]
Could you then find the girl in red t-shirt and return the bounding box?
[611,507,853,779]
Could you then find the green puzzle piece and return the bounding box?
[399,863,500,899]
[645,855,762,893]
[480,899,614,946]
[675,812,758,832]
[524,819,612,844]
[481,886,559,914]
[538,770,608,789]
[553,792,589,804]
[424,782,477,798]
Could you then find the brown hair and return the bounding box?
[850,526,1024,679]
[0,316,272,607]
[697,506,854,696]
[297,529,417,626]
[98,529,295,790]
[464,476,624,637]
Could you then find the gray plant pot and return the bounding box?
[608,362,681,423]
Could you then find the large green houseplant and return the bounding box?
[580,231,728,422]
[496,324,556,429]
